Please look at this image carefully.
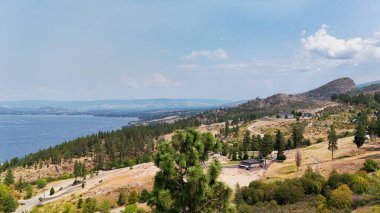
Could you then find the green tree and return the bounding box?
[150,129,232,212]
[224,121,230,137]
[82,198,96,213]
[275,130,286,161]
[292,124,304,147]
[260,134,273,164]
[50,187,55,195]
[251,135,259,157]
[3,169,14,186]
[328,125,338,160]
[242,130,251,153]
[117,191,127,206]
[0,183,17,213]
[354,123,366,154]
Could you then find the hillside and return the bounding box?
[239,77,355,112]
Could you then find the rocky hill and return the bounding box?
[240,77,356,111]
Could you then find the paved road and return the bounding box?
[16,168,131,213]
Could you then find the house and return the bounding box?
[303,112,313,118]
[239,159,263,170]
[277,112,294,119]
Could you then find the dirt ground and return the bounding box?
[264,137,380,181]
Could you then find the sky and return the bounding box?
[1,1,380,101]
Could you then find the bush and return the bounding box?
[117,192,127,206]
[362,159,379,172]
[316,138,324,143]
[128,191,140,204]
[36,178,47,189]
[328,184,352,209]
[82,198,96,213]
[25,184,34,199]
[300,177,322,195]
[0,183,17,213]
[63,202,75,213]
[327,171,354,189]
[50,187,55,195]
[350,176,369,194]
[139,189,150,203]
[276,154,286,161]
[272,180,305,205]
[98,199,112,213]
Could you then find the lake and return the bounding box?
[0,115,136,162]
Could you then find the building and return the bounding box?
[239,159,263,170]
[277,112,294,119]
[303,112,313,118]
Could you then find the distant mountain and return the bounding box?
[357,80,380,89]
[0,99,234,112]
[239,77,356,111]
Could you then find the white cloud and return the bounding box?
[120,73,183,88]
[302,24,380,60]
[183,48,229,60]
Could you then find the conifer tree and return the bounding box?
[354,123,366,154]
[3,170,14,186]
[275,130,286,161]
[328,125,338,160]
[151,129,232,212]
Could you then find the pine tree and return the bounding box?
[328,125,338,160]
[295,148,302,171]
[4,170,14,186]
[224,121,230,137]
[251,135,259,158]
[292,124,304,147]
[275,130,286,161]
[354,123,366,154]
[151,129,232,212]
[260,134,273,165]
[242,130,251,153]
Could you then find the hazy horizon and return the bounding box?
[1,1,380,101]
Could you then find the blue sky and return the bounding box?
[1,1,380,101]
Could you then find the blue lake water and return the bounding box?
[0,115,136,162]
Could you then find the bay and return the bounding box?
[0,114,136,162]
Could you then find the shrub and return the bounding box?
[63,202,75,213]
[82,198,96,213]
[328,184,352,209]
[139,189,150,203]
[272,180,305,205]
[300,177,322,195]
[362,159,379,172]
[128,191,140,204]
[25,184,34,199]
[50,187,55,195]
[98,199,112,213]
[350,176,369,194]
[36,178,47,189]
[0,183,17,213]
[277,154,286,161]
[316,138,324,143]
[117,192,127,206]
[327,171,354,189]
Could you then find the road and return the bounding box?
[16,167,133,213]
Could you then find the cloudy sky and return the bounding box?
[1,1,380,101]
